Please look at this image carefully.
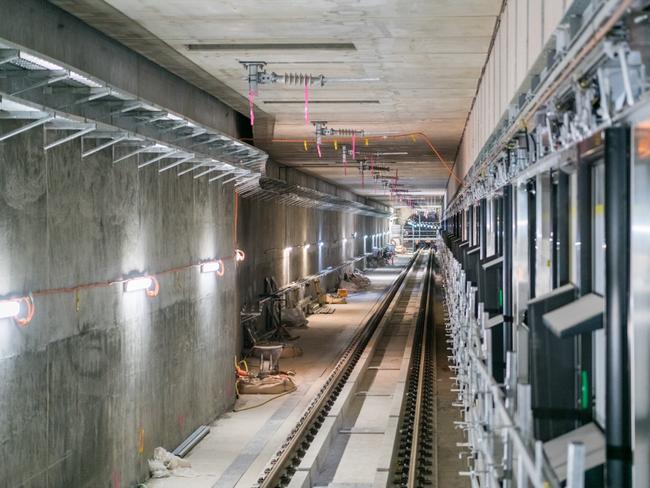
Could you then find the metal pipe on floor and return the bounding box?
[173,425,210,458]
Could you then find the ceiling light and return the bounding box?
[284,246,293,253]
[18,52,63,71]
[318,241,325,247]
[264,100,379,105]
[69,71,103,88]
[187,42,356,51]
[304,244,311,250]
[235,249,246,262]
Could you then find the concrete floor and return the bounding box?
[312,260,424,487]
[146,261,406,488]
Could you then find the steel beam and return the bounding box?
[82,134,127,158]
[158,154,195,173]
[137,149,181,169]
[44,125,95,150]
[113,144,154,164]
[0,114,54,142]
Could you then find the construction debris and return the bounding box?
[282,307,309,328]
[148,447,192,478]
[280,343,303,358]
[238,373,297,395]
[338,269,371,294]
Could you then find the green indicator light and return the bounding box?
[581,370,589,410]
[498,288,503,307]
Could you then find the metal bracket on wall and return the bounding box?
[0,41,268,192]
[446,1,649,218]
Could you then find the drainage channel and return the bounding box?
[254,251,428,488]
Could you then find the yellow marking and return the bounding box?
[303,140,308,151]
[595,203,605,215]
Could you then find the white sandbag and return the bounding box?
[238,374,297,394]
[282,307,309,328]
[339,280,360,292]
[148,447,191,478]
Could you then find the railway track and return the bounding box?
[253,250,445,488]
[391,252,436,488]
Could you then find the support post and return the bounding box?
[503,185,513,352]
[604,127,632,488]
[480,198,487,259]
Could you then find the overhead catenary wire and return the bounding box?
[240,132,463,185]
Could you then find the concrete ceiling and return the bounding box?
[51,0,502,208]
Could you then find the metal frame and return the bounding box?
[604,126,632,487]
[0,42,389,217]
[0,41,267,193]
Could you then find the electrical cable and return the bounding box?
[145,276,160,298]
[14,295,35,328]
[240,131,463,184]
[23,254,236,299]
[232,383,298,412]
[216,260,225,277]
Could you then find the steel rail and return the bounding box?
[407,253,433,488]
[256,251,423,488]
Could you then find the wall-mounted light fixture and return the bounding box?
[201,259,225,276]
[235,249,246,262]
[284,246,293,254]
[364,235,368,239]
[0,300,20,320]
[304,243,311,250]
[318,241,325,247]
[0,296,35,327]
[123,276,160,297]
[342,238,348,244]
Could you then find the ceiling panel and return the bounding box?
[51,0,502,208]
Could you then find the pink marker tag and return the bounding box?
[352,134,356,159]
[317,143,322,158]
[112,471,121,488]
[248,90,255,127]
[304,84,310,125]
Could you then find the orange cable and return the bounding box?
[241,132,462,185]
[29,253,236,298]
[15,296,35,328]
[145,276,160,298]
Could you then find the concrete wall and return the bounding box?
[0,123,238,487]
[0,0,243,138]
[238,161,388,308]
[0,4,388,486]
[448,0,574,197]
[0,130,388,487]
